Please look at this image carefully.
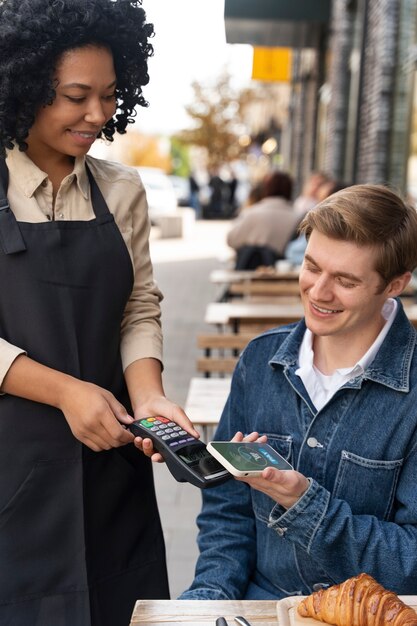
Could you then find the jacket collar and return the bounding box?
[269,299,416,392]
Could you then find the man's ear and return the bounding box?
[385,271,412,298]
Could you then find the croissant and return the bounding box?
[297,573,417,625]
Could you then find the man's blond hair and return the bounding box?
[299,184,417,286]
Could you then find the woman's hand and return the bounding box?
[58,379,135,451]
[1,354,135,452]
[230,431,309,509]
[132,394,200,463]
[124,358,199,462]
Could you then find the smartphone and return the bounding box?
[206,441,293,477]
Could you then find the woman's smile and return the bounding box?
[67,129,99,146]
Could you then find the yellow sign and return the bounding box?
[252,47,292,82]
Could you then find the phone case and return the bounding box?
[206,442,270,477]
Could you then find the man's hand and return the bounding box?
[231,430,309,509]
[231,430,268,444]
[236,466,310,509]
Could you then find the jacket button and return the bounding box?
[307,437,319,448]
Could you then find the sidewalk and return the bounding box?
[149,217,233,598]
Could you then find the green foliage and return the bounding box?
[169,138,191,177]
[175,72,255,169]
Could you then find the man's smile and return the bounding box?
[311,302,344,314]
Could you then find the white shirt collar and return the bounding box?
[296,298,398,410]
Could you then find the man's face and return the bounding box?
[299,230,393,344]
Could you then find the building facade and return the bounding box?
[224,0,417,197]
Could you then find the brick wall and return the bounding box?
[323,0,355,179]
[356,0,400,183]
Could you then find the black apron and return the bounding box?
[0,158,169,626]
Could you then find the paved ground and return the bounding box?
[148,216,233,598]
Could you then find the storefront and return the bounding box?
[225,0,417,196]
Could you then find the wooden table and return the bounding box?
[210,269,416,297]
[130,597,417,626]
[130,599,279,625]
[228,282,301,299]
[205,302,417,333]
[205,302,305,333]
[405,303,417,323]
[210,269,300,285]
[184,377,231,439]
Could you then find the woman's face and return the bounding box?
[26,45,117,162]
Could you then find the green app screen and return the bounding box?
[211,442,292,471]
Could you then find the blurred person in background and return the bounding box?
[236,180,266,214]
[293,171,329,220]
[226,170,299,270]
[286,179,349,266]
[0,0,198,623]
[224,168,239,218]
[189,172,201,219]
[204,168,228,219]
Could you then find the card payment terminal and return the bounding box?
[129,416,231,489]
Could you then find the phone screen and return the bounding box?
[208,441,293,472]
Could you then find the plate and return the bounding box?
[276,597,310,626]
[276,595,417,625]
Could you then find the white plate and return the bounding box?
[276,597,306,626]
[276,595,417,625]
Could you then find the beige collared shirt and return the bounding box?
[0,148,163,387]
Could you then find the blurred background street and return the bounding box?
[150,218,231,408]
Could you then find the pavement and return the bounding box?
[148,215,233,598]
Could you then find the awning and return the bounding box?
[224,0,331,48]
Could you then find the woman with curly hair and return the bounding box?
[0,0,198,623]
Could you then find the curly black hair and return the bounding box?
[0,0,154,156]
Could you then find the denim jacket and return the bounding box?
[180,301,417,600]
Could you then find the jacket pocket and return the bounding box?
[252,435,293,523]
[333,450,403,520]
[0,458,86,603]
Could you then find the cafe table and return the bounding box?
[205,302,417,334]
[228,281,301,299]
[209,269,300,285]
[184,377,231,440]
[210,269,416,298]
[204,302,305,333]
[130,599,279,625]
[130,597,417,626]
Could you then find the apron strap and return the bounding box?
[85,165,111,218]
[0,158,27,255]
